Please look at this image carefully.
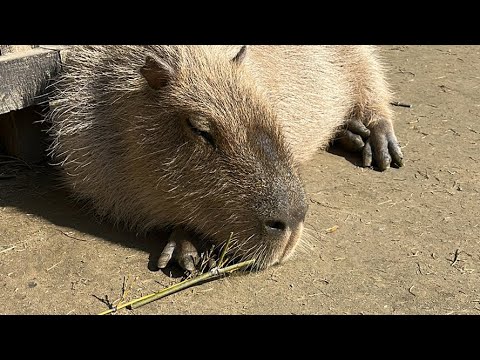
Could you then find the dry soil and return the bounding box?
[1,45,479,314]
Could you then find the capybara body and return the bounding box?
[47,45,402,270]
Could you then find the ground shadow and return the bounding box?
[0,161,186,278]
[327,143,364,168]
[327,143,402,171]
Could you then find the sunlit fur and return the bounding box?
[46,45,393,270]
[243,46,393,164]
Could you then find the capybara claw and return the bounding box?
[157,228,200,272]
[367,120,403,171]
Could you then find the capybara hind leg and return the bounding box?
[158,227,199,272]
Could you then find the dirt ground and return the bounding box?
[1,45,479,315]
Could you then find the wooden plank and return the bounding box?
[0,47,68,114]
[0,45,37,55]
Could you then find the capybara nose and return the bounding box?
[263,203,307,236]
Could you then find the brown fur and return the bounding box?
[46,45,395,269]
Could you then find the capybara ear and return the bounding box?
[140,55,174,89]
[232,45,247,65]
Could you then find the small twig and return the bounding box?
[398,69,416,76]
[324,225,339,234]
[0,246,16,254]
[391,101,412,108]
[131,260,254,310]
[98,259,254,315]
[416,262,424,275]
[110,275,131,309]
[449,128,460,136]
[1,239,31,254]
[93,295,114,310]
[57,229,88,242]
[121,276,129,300]
[99,233,250,315]
[408,285,416,296]
[218,232,233,268]
[46,260,62,272]
[450,249,460,267]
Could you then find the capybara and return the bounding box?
[46,45,403,271]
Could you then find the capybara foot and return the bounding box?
[334,118,370,153]
[362,119,403,170]
[335,118,403,171]
[158,227,199,272]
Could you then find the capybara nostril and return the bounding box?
[264,220,287,233]
[262,198,307,235]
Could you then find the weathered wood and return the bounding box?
[0,45,37,55]
[0,47,68,114]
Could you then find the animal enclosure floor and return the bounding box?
[1,45,479,315]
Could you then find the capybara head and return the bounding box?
[49,45,308,270]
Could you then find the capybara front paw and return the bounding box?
[363,120,403,171]
[334,118,371,152]
[158,228,199,272]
